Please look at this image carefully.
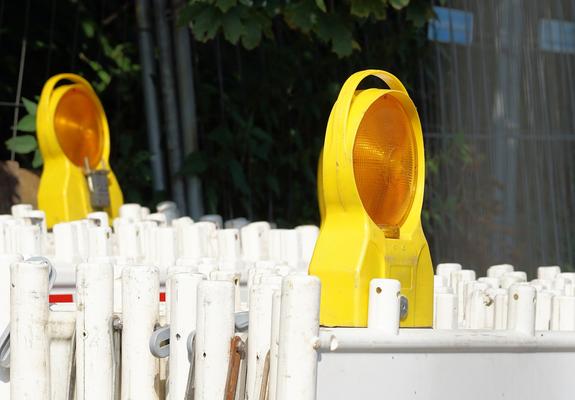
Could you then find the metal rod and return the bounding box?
[152,0,187,213]
[135,0,167,192]
[10,39,27,161]
[171,0,204,219]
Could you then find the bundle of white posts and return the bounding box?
[4,203,575,399]
[0,203,320,400]
[433,262,575,333]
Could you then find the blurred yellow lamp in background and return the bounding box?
[310,69,433,327]
[37,73,123,227]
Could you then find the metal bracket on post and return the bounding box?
[184,331,196,400]
[149,325,171,359]
[400,295,408,320]
[235,311,249,332]
[224,335,246,400]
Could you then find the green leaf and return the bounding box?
[316,15,354,57]
[350,0,388,19]
[222,11,244,44]
[21,97,37,115]
[389,0,409,11]
[5,135,38,154]
[16,114,36,132]
[284,1,318,33]
[180,151,209,176]
[315,0,327,12]
[266,175,280,196]
[229,159,249,194]
[191,6,222,42]
[406,2,431,27]
[241,20,262,49]
[32,149,43,168]
[215,0,237,12]
[82,20,96,38]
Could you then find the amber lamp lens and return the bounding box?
[353,94,417,229]
[54,88,103,168]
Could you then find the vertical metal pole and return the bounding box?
[135,0,167,193]
[152,0,187,213]
[171,0,204,219]
[493,0,522,259]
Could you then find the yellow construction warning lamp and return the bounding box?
[309,69,433,328]
[37,73,123,227]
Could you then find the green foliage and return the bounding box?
[5,135,37,154]
[182,0,432,57]
[5,97,42,168]
[177,0,433,224]
[1,1,149,203]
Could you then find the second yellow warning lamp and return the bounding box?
[310,70,433,328]
[37,73,123,227]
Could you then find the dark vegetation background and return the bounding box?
[0,0,434,226]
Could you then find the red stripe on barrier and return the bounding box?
[48,292,167,303]
[49,294,74,303]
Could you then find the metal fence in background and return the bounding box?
[417,0,575,275]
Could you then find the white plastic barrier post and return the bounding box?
[435,263,461,287]
[157,226,176,281]
[87,226,111,258]
[486,263,514,279]
[121,265,160,400]
[181,221,217,260]
[194,280,235,400]
[13,225,41,257]
[434,292,457,329]
[538,265,561,281]
[168,273,204,400]
[120,203,143,222]
[0,255,22,398]
[210,270,242,311]
[241,222,271,263]
[246,282,276,399]
[494,289,509,330]
[276,275,321,400]
[10,259,50,400]
[76,260,114,400]
[367,279,400,334]
[535,290,553,331]
[557,296,575,331]
[139,222,159,265]
[11,204,33,218]
[217,229,242,272]
[117,223,141,259]
[507,284,536,335]
[87,211,109,227]
[453,270,475,326]
[295,225,319,266]
[268,289,282,400]
[54,222,80,263]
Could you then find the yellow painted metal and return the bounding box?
[36,73,123,227]
[309,70,433,328]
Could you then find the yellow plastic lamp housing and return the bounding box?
[37,73,123,227]
[309,70,433,327]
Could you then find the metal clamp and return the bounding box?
[185,332,196,400]
[400,295,408,320]
[149,325,170,358]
